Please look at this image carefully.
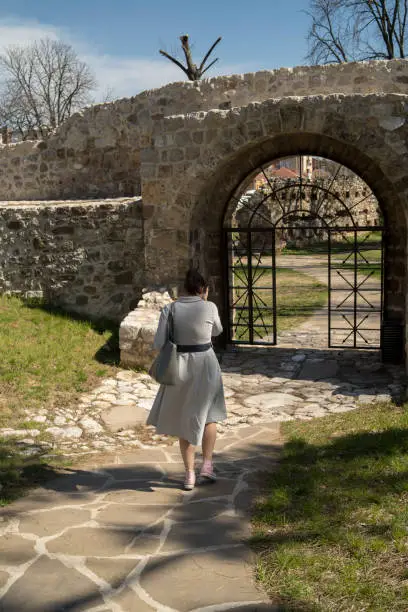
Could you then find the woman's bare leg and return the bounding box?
[179,438,196,490]
[179,438,195,471]
[202,422,217,462]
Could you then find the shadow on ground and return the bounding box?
[2,421,407,610]
[0,437,284,612]
[0,437,69,506]
[23,298,121,366]
[217,346,406,405]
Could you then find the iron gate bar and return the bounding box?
[230,189,274,228]
[381,229,385,314]
[223,230,230,345]
[354,230,357,348]
[251,232,273,342]
[259,183,360,227]
[260,167,286,214]
[315,163,342,215]
[228,233,251,342]
[224,229,277,345]
[247,231,254,345]
[232,292,249,337]
[339,314,371,344]
[328,229,332,347]
[345,190,376,214]
[225,226,384,348]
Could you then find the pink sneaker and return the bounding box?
[199,461,217,483]
[183,470,196,491]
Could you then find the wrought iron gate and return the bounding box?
[328,228,384,348]
[223,157,384,349]
[225,229,277,345]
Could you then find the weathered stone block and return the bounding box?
[119,290,172,369]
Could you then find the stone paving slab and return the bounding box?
[0,423,282,611]
[3,344,404,461]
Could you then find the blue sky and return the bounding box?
[0,0,311,100]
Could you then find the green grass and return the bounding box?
[0,295,119,421]
[330,249,382,281]
[281,232,383,256]
[0,294,120,504]
[280,239,383,281]
[252,402,408,611]
[276,269,327,330]
[232,267,327,341]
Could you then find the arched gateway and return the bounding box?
[222,155,384,350]
[142,93,408,362]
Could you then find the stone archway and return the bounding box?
[192,133,405,351]
[141,94,408,362]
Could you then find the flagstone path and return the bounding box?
[0,422,282,612]
[1,345,405,610]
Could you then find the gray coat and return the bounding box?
[147,296,227,445]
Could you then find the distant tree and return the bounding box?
[0,38,96,139]
[306,0,408,64]
[159,34,222,81]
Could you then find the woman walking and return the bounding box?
[147,269,227,490]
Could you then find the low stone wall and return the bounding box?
[119,290,172,369]
[0,197,144,322]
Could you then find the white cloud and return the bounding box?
[0,17,252,102]
[0,17,60,47]
[86,55,188,99]
[86,55,253,100]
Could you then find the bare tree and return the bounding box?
[0,38,96,139]
[159,34,222,81]
[306,0,408,64]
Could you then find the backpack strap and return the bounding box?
[167,302,175,343]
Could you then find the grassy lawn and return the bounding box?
[232,267,327,341]
[252,402,408,611]
[280,239,383,281]
[276,269,327,331]
[281,231,383,257]
[0,294,120,504]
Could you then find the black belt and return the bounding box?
[177,343,212,353]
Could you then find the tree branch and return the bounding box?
[159,34,222,81]
[159,49,190,78]
[199,36,222,72]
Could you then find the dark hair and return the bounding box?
[184,268,208,295]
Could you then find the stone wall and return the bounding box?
[141,93,408,326]
[0,198,144,321]
[0,59,407,202]
[234,175,381,232]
